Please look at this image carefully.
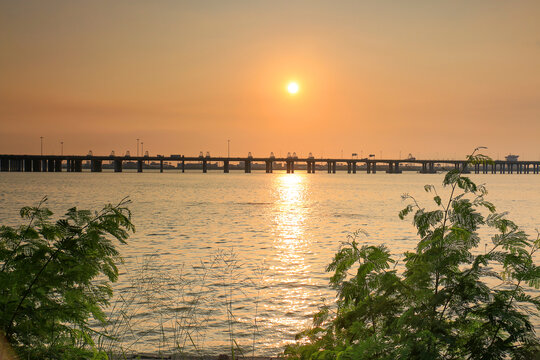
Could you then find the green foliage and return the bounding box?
[286,150,540,360]
[0,197,134,359]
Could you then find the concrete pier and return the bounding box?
[137,160,143,173]
[224,160,230,173]
[114,159,122,172]
[202,160,207,173]
[160,160,164,173]
[91,159,102,172]
[265,160,272,173]
[286,160,294,174]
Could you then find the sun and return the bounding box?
[287,82,299,95]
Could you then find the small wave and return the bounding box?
[237,202,272,206]
[334,213,365,219]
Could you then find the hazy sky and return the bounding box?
[1,1,539,159]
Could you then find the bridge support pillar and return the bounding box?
[202,160,207,173]
[91,159,102,172]
[266,160,273,173]
[327,162,331,173]
[352,162,356,174]
[372,162,376,173]
[114,159,122,172]
[32,159,41,172]
[182,159,185,173]
[24,159,32,172]
[137,160,143,173]
[245,160,251,173]
[74,160,82,172]
[347,162,351,174]
[387,162,394,173]
[332,161,336,173]
[224,160,230,173]
[367,162,371,174]
[54,159,62,172]
[41,159,48,172]
[312,161,315,173]
[159,160,164,173]
[47,159,55,172]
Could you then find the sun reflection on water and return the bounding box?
[266,173,323,341]
[273,174,308,275]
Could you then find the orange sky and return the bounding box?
[1,1,539,159]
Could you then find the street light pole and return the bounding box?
[141,142,144,156]
[40,136,43,156]
[136,138,140,157]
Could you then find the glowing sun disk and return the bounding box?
[287,82,299,94]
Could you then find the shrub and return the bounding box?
[285,151,540,359]
[0,197,134,359]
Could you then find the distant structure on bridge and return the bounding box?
[1,153,539,175]
[505,154,519,162]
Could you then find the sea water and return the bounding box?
[1,171,539,355]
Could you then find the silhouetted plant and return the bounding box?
[285,149,540,359]
[0,197,134,359]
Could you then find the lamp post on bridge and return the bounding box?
[136,138,140,157]
[40,136,44,156]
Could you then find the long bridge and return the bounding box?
[1,154,539,174]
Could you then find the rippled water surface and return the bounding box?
[1,171,539,354]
